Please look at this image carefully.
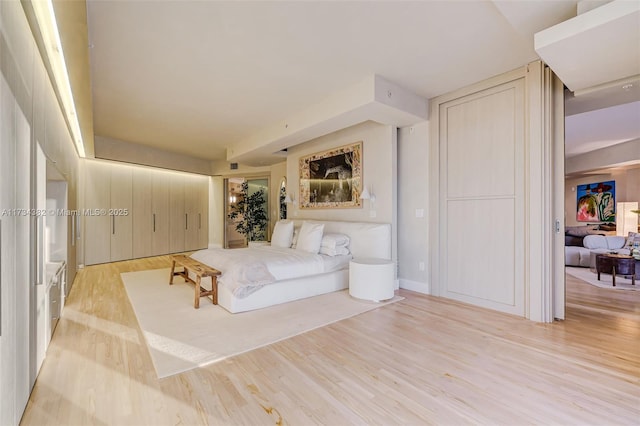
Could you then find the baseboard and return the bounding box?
[208,243,223,249]
[399,278,430,294]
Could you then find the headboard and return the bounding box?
[291,220,391,260]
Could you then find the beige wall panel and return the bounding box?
[132,168,153,258]
[169,175,185,253]
[198,178,209,249]
[83,161,111,265]
[109,166,132,262]
[151,170,170,255]
[184,176,200,251]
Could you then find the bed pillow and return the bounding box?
[271,220,294,248]
[296,221,324,253]
[320,233,350,249]
[319,246,350,256]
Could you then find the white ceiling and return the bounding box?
[85,0,637,164]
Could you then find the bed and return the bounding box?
[189,220,391,313]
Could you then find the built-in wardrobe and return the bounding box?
[82,160,209,265]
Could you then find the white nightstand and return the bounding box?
[349,258,395,302]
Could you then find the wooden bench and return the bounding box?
[169,254,222,308]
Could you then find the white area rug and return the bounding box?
[121,268,403,379]
[566,266,638,291]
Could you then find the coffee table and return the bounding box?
[595,254,636,287]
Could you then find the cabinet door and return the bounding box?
[110,166,133,262]
[184,176,200,251]
[169,175,185,253]
[198,178,209,249]
[83,161,111,265]
[132,168,153,258]
[151,170,170,256]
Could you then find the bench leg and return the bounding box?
[194,275,201,309]
[169,260,176,285]
[212,277,218,305]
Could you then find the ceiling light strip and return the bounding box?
[31,0,85,157]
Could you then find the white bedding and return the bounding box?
[190,246,351,298]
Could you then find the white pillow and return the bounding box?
[271,220,294,248]
[321,233,350,249]
[319,246,350,256]
[295,221,325,253]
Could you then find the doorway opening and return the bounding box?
[223,176,270,248]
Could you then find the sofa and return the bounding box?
[565,225,631,267]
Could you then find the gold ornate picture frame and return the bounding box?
[299,142,362,209]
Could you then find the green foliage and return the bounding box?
[227,181,268,241]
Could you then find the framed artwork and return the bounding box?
[576,180,615,222]
[299,142,362,209]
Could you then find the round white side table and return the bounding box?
[349,258,395,302]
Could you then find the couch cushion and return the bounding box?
[583,235,608,250]
[606,236,627,250]
[565,246,591,267]
[565,235,584,247]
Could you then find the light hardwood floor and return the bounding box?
[21,257,640,425]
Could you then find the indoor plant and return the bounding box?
[227,181,268,242]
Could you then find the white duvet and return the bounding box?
[190,246,351,298]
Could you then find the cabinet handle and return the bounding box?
[153,213,156,232]
[199,213,201,229]
[185,213,188,230]
[112,215,115,235]
[71,215,75,246]
[76,214,81,240]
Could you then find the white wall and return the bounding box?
[286,121,396,224]
[397,122,430,293]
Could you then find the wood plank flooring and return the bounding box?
[21,258,640,425]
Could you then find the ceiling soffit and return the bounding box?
[227,75,428,166]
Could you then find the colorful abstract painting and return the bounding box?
[576,180,615,222]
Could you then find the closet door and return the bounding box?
[132,169,153,258]
[198,178,209,249]
[169,175,185,253]
[83,161,111,265]
[110,166,133,262]
[184,176,200,251]
[151,170,170,256]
